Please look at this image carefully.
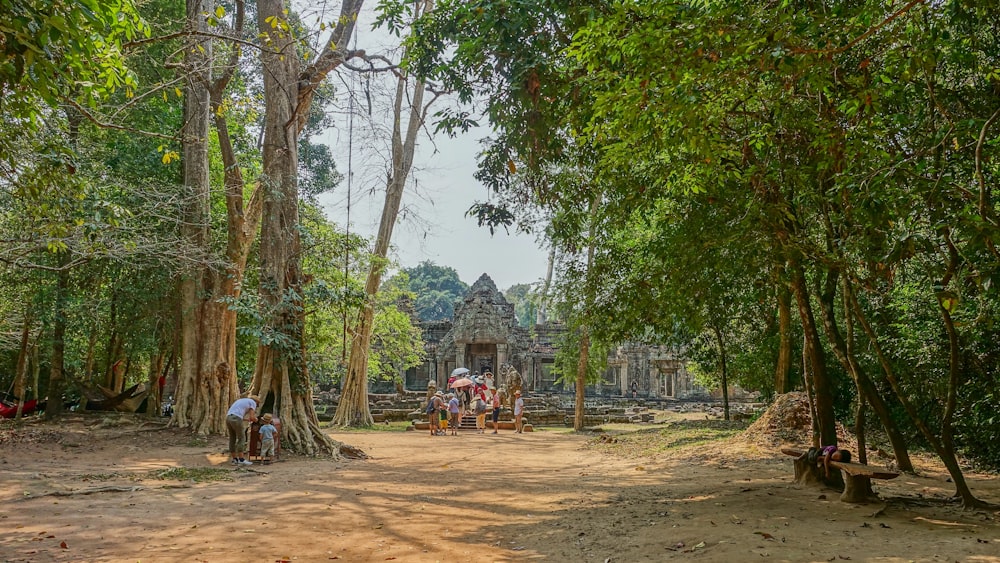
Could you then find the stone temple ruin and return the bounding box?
[312,273,752,425]
[403,273,707,400]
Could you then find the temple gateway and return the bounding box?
[402,274,707,399]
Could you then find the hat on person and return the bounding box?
[435,391,444,397]
[261,413,273,423]
[514,390,522,396]
[248,395,261,405]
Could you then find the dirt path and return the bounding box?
[1,418,998,562]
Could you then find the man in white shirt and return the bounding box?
[226,395,259,466]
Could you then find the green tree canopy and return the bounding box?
[394,261,468,321]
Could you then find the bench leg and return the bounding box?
[793,456,846,490]
[841,474,877,503]
[793,455,821,485]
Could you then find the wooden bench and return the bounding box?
[781,447,899,503]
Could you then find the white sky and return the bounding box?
[313,7,549,291]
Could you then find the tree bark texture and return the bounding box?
[712,325,730,421]
[44,251,70,419]
[574,327,589,431]
[774,276,793,393]
[787,258,837,447]
[173,0,261,435]
[14,310,31,399]
[172,0,241,434]
[13,309,33,418]
[252,0,345,454]
[574,221,596,432]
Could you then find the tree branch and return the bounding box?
[123,29,262,53]
[794,0,928,55]
[60,98,178,141]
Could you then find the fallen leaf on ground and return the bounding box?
[60,541,68,549]
[755,532,775,540]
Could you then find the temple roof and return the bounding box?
[467,273,507,304]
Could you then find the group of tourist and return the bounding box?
[426,372,525,435]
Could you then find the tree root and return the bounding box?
[23,483,194,500]
[339,443,368,459]
[25,485,146,499]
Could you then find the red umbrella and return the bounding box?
[450,377,474,389]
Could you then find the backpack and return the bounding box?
[425,398,435,414]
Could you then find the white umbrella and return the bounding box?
[451,367,470,376]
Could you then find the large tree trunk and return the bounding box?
[251,0,338,453]
[14,309,31,399]
[13,309,32,418]
[103,297,118,388]
[787,258,837,447]
[172,0,260,434]
[172,0,238,434]
[84,325,97,382]
[334,0,432,427]
[712,324,730,421]
[573,219,596,432]
[774,273,793,393]
[574,327,589,431]
[44,251,70,419]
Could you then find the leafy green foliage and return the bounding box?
[0,0,148,119]
[392,261,468,321]
[503,283,538,327]
[401,0,1000,472]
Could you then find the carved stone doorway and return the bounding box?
[467,342,497,375]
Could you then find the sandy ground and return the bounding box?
[1,415,999,563]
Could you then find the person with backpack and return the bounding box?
[426,391,444,436]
